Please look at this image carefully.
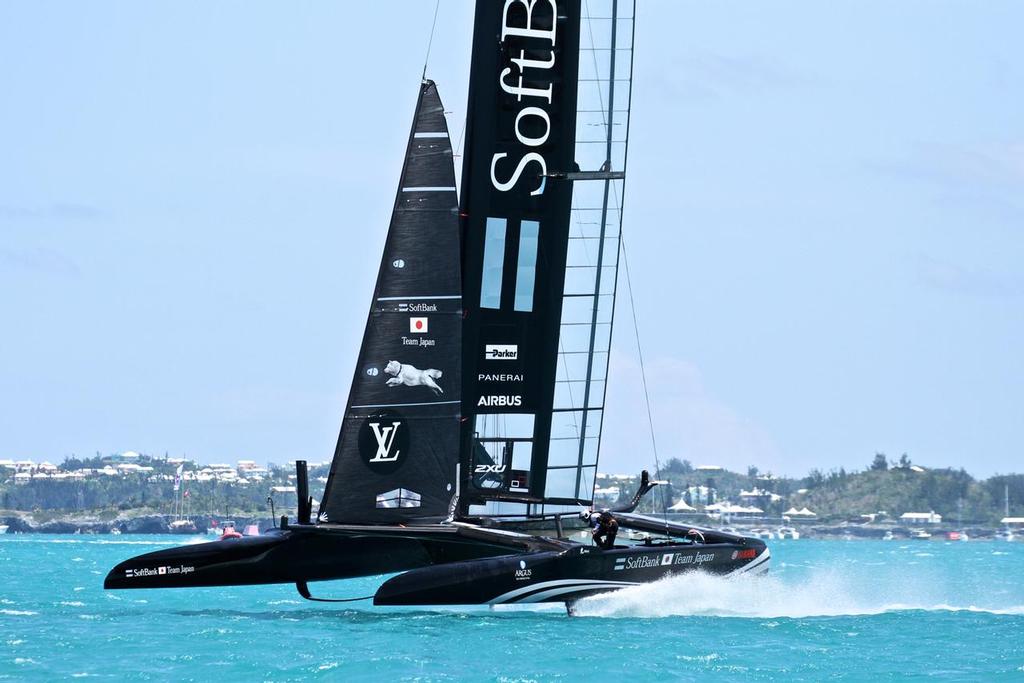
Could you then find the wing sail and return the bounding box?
[458,0,636,516]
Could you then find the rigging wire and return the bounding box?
[621,236,669,520]
[421,0,442,81]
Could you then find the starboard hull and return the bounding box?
[373,540,770,606]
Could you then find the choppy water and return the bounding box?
[1,535,1023,681]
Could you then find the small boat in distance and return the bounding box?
[777,526,800,540]
[168,519,198,535]
[0,524,8,535]
[218,522,242,540]
[910,529,932,540]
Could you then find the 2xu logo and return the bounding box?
[358,412,409,475]
[477,395,522,407]
[474,464,506,474]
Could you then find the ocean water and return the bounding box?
[1,536,1023,681]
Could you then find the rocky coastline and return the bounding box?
[0,512,270,535]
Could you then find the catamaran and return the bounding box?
[105,0,769,612]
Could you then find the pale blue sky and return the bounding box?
[1,2,1021,476]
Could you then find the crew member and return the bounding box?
[592,511,618,549]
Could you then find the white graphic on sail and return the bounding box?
[368,421,402,463]
[384,360,443,395]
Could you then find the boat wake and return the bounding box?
[574,569,1024,619]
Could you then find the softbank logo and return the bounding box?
[489,0,558,197]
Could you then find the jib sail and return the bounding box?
[319,80,462,524]
[459,0,635,515]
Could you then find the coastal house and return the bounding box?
[900,511,942,525]
[706,502,763,518]
[739,487,783,504]
[109,451,141,463]
[593,485,620,504]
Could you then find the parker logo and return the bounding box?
[484,344,518,361]
[358,412,409,474]
[409,317,428,333]
[477,395,522,407]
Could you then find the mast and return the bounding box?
[458,0,636,516]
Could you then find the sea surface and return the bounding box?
[1,535,1023,681]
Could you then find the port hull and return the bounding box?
[103,524,564,590]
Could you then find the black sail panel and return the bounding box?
[459,1,583,509]
[320,81,461,524]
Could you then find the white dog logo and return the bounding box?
[384,360,443,395]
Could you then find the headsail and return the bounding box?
[459,0,636,515]
[320,80,462,524]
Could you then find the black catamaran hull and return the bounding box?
[374,540,770,606]
[103,523,567,590]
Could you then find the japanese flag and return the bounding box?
[409,317,428,333]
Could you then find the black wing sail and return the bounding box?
[459,0,635,515]
[319,80,462,524]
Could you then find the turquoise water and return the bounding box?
[2,536,1023,681]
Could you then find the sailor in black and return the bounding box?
[592,511,618,549]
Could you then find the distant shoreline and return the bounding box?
[1,511,1017,542]
[0,511,270,536]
